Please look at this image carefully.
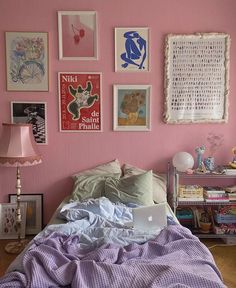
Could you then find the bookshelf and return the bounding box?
[168,164,236,238]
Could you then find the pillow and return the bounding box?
[123,164,167,203]
[70,159,122,201]
[104,170,154,206]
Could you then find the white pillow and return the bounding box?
[105,170,154,206]
[70,159,122,201]
[123,163,167,203]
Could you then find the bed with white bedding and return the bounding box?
[0,160,226,288]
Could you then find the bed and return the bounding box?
[0,160,226,288]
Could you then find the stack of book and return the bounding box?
[178,185,204,202]
[222,165,236,175]
[225,185,236,202]
[203,186,229,203]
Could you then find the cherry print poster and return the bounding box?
[58,11,97,60]
[59,72,102,132]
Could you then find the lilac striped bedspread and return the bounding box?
[0,224,225,288]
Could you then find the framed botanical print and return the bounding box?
[11,101,47,145]
[115,27,149,72]
[0,203,27,239]
[58,72,102,132]
[9,194,43,235]
[164,33,230,123]
[58,11,98,60]
[113,85,151,131]
[5,32,49,91]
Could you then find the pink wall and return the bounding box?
[0,0,236,224]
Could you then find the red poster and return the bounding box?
[59,72,101,131]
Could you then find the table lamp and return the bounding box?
[0,123,42,254]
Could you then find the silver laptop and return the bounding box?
[132,203,167,232]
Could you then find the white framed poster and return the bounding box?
[164,33,230,123]
[11,101,47,144]
[0,203,27,239]
[113,84,151,131]
[115,27,149,72]
[58,72,102,132]
[5,32,49,91]
[58,11,97,60]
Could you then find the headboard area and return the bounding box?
[70,159,167,205]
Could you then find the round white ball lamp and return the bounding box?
[172,152,194,172]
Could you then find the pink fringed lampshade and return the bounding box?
[0,123,42,167]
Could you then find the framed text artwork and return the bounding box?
[58,72,102,132]
[164,33,230,123]
[9,194,43,235]
[11,101,47,145]
[113,85,151,131]
[115,27,149,72]
[58,11,97,60]
[0,203,27,239]
[5,32,49,91]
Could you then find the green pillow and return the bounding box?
[71,159,122,201]
[105,170,153,206]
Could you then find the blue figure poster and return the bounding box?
[115,28,149,72]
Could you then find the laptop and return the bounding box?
[132,203,167,232]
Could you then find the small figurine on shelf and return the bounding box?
[195,145,206,172]
[229,146,236,168]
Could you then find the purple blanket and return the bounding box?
[0,224,225,288]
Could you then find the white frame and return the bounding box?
[58,72,102,132]
[9,194,43,235]
[5,31,49,91]
[11,101,48,145]
[164,33,230,124]
[0,203,27,239]
[113,85,151,131]
[115,27,149,72]
[58,11,98,60]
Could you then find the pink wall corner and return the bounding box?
[0,0,236,224]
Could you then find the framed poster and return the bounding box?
[9,194,43,235]
[5,32,49,91]
[113,85,151,131]
[0,203,27,239]
[164,33,230,123]
[115,27,149,72]
[58,72,102,132]
[11,101,47,145]
[58,11,97,60]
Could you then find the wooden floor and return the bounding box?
[0,239,19,277]
[201,238,236,288]
[0,238,236,287]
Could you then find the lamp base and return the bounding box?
[5,239,29,254]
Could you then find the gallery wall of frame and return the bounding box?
[1,3,233,225]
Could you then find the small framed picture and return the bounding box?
[11,101,47,145]
[58,72,102,132]
[115,27,149,72]
[0,203,27,239]
[113,85,151,131]
[5,32,49,91]
[58,11,98,60]
[9,194,43,235]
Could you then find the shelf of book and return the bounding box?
[169,164,236,239]
[178,201,236,206]
[194,233,236,239]
[176,172,236,179]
